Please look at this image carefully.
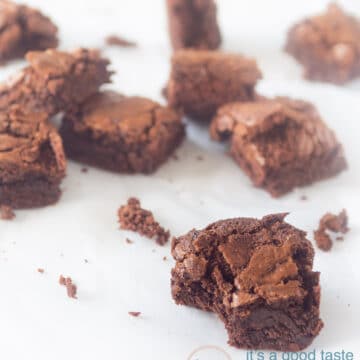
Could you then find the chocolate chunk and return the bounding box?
[166,50,261,120]
[59,275,77,299]
[0,107,66,209]
[0,48,111,116]
[314,210,349,251]
[105,35,136,47]
[0,0,58,62]
[171,214,323,351]
[285,4,360,84]
[166,0,221,50]
[0,204,15,219]
[118,197,170,246]
[210,97,347,197]
[60,91,185,173]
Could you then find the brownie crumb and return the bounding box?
[125,238,134,244]
[0,205,15,220]
[81,167,88,173]
[163,256,168,261]
[300,195,308,201]
[314,209,349,251]
[118,198,170,246]
[128,311,141,317]
[59,275,77,299]
[106,35,137,48]
[37,268,44,273]
[196,155,204,161]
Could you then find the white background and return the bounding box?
[1,1,360,359]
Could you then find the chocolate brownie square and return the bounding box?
[171,214,323,351]
[210,97,347,197]
[0,48,111,115]
[0,107,66,209]
[0,0,58,62]
[166,0,221,50]
[167,50,262,120]
[285,4,360,84]
[60,91,185,173]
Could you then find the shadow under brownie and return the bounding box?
[60,91,185,174]
[0,107,66,209]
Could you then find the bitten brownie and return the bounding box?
[167,50,262,120]
[166,0,221,50]
[0,48,111,115]
[210,97,347,197]
[0,107,66,209]
[0,0,58,62]
[60,91,185,173]
[285,4,360,84]
[171,214,323,351]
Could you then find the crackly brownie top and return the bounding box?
[0,107,66,183]
[172,214,315,308]
[66,91,182,142]
[288,4,360,66]
[0,0,58,61]
[0,48,111,114]
[210,97,343,165]
[171,49,262,85]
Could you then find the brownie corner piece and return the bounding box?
[0,107,66,209]
[0,0,58,62]
[60,91,185,173]
[166,0,221,51]
[285,3,360,84]
[167,50,262,120]
[210,97,347,196]
[171,214,323,351]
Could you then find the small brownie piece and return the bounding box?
[60,91,185,173]
[285,4,360,84]
[167,50,262,120]
[0,0,58,62]
[0,107,66,209]
[0,48,111,115]
[166,0,221,50]
[210,97,347,197]
[118,197,170,246]
[171,214,323,351]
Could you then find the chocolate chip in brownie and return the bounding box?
[0,0,58,62]
[118,197,170,246]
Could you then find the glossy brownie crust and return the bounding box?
[171,214,323,351]
[60,91,185,173]
[166,0,221,50]
[167,50,262,120]
[285,4,360,84]
[0,48,111,115]
[0,0,58,62]
[210,97,347,197]
[0,108,66,208]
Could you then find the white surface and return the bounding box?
[1,1,360,359]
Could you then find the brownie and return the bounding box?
[171,214,323,351]
[0,48,111,116]
[285,4,360,84]
[210,97,347,197]
[118,197,170,246]
[60,91,185,173]
[167,50,262,120]
[0,0,58,62]
[0,107,66,209]
[166,0,221,50]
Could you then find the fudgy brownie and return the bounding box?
[171,214,323,351]
[166,0,221,50]
[60,91,185,173]
[0,48,111,115]
[210,97,347,197]
[167,50,262,120]
[118,198,170,246]
[0,0,58,62]
[0,107,66,209]
[285,4,360,84]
